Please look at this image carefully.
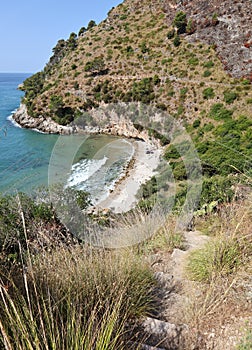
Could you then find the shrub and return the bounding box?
[164,145,181,160]
[237,328,252,350]
[87,20,96,30]
[203,60,214,68]
[200,176,235,205]
[187,237,240,282]
[173,34,181,47]
[193,119,201,128]
[223,90,238,104]
[208,103,233,120]
[141,41,149,54]
[84,57,106,74]
[173,11,187,34]
[203,70,211,77]
[202,123,214,132]
[203,87,215,99]
[188,57,199,66]
[171,161,187,180]
[180,87,188,98]
[186,18,196,34]
[167,29,175,39]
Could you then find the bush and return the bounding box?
[188,57,199,66]
[203,87,215,99]
[237,328,252,350]
[167,29,175,39]
[173,34,181,47]
[223,90,238,104]
[193,119,201,128]
[200,176,235,205]
[203,70,211,77]
[180,87,188,98]
[164,145,181,160]
[173,11,187,34]
[203,60,214,68]
[208,103,233,120]
[187,237,241,282]
[87,20,96,30]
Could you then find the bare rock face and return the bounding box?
[178,0,252,79]
[13,104,73,134]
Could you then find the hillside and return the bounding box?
[14,0,252,212]
[17,0,251,127]
[1,1,252,349]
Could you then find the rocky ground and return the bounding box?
[137,228,252,349]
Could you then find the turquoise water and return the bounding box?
[0,73,133,200]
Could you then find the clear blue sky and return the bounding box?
[0,0,122,73]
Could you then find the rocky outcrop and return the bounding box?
[179,0,252,79]
[77,121,151,143]
[13,104,73,134]
[141,317,187,349]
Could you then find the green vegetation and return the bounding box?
[188,202,252,283]
[173,34,181,47]
[237,328,252,350]
[202,87,215,99]
[87,20,96,30]
[84,57,106,75]
[0,246,156,349]
[0,192,158,349]
[10,1,252,347]
[173,11,187,34]
[208,103,233,120]
[223,90,238,104]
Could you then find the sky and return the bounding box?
[0,0,122,73]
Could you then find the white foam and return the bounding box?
[67,156,108,188]
[7,114,22,128]
[31,128,46,134]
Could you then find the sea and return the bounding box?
[0,73,133,203]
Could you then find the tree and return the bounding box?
[173,11,187,34]
[67,32,77,50]
[84,57,105,75]
[87,20,96,30]
[52,39,66,56]
[49,95,63,113]
[78,27,86,36]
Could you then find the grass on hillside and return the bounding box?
[0,243,157,349]
[183,199,252,348]
[0,192,183,349]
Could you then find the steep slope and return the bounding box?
[13,0,252,212]
[16,0,251,128]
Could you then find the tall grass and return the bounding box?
[183,199,252,348]
[187,201,252,283]
[0,246,156,349]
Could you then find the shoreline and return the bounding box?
[95,139,162,213]
[12,103,163,213]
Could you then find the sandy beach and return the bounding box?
[96,139,162,213]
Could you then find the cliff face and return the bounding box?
[14,0,251,133]
[179,0,252,78]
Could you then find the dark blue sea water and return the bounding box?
[0,73,133,200]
